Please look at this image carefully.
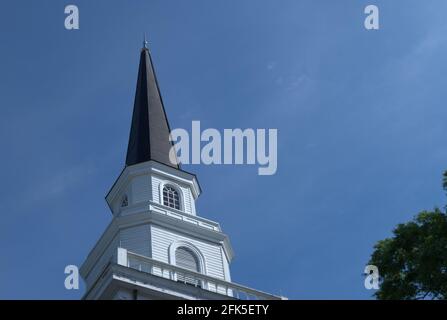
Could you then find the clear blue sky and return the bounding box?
[1,0,447,299]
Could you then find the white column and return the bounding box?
[117,247,128,266]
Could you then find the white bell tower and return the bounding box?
[80,43,283,300]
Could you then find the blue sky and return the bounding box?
[1,0,447,299]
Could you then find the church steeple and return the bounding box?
[80,42,283,301]
[125,43,179,169]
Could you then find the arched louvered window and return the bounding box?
[175,247,201,287]
[163,185,180,210]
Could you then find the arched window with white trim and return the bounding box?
[163,185,180,210]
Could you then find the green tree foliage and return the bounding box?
[368,172,447,300]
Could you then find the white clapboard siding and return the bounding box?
[119,224,151,257]
[151,225,225,280]
[151,175,162,203]
[180,185,195,215]
[132,175,151,204]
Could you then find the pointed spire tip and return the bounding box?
[143,33,148,50]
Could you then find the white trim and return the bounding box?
[220,247,232,282]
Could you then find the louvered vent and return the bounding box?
[175,247,201,287]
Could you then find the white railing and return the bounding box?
[117,248,283,300]
[149,202,221,232]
